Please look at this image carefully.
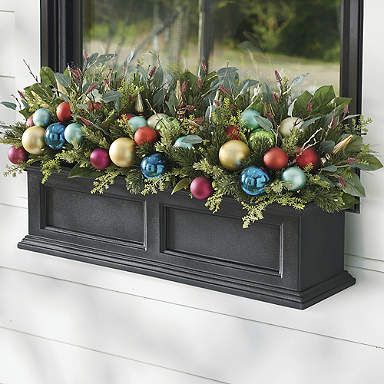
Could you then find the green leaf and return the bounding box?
[301,116,322,130]
[354,154,383,171]
[40,67,56,86]
[0,101,17,110]
[181,135,203,145]
[102,90,121,103]
[254,115,273,131]
[319,140,335,154]
[312,85,336,107]
[293,91,312,117]
[171,177,191,195]
[322,165,338,172]
[55,72,71,88]
[341,172,366,197]
[68,165,100,179]
[334,96,352,107]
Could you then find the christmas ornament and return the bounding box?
[173,135,203,149]
[8,146,28,164]
[135,93,144,113]
[21,126,45,154]
[219,140,250,170]
[279,117,303,137]
[26,115,34,127]
[296,147,320,170]
[263,147,288,170]
[64,123,83,147]
[109,137,136,168]
[32,108,51,127]
[141,153,166,178]
[281,167,307,191]
[56,101,72,122]
[134,126,158,145]
[240,109,261,131]
[123,113,135,120]
[45,123,66,150]
[249,130,275,149]
[240,166,270,196]
[332,135,353,154]
[225,125,240,140]
[129,116,147,132]
[147,113,168,129]
[90,148,110,170]
[190,176,213,200]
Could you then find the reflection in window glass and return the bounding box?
[83,0,341,92]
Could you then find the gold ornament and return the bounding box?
[22,126,45,154]
[147,113,168,129]
[332,134,353,154]
[219,140,250,170]
[109,137,136,168]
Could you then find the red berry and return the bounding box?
[263,147,289,170]
[134,126,158,145]
[296,147,320,171]
[225,125,240,140]
[8,146,28,164]
[56,102,72,122]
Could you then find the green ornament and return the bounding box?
[249,130,275,150]
[240,109,261,131]
[281,167,307,191]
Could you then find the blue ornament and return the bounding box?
[64,123,83,147]
[129,116,147,132]
[141,153,166,178]
[240,109,261,131]
[33,108,51,127]
[45,123,66,150]
[174,136,193,149]
[240,166,270,196]
[281,167,307,191]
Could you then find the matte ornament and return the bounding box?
[249,130,275,149]
[90,148,110,170]
[219,140,250,170]
[45,123,66,150]
[8,146,28,164]
[240,166,270,196]
[56,101,72,122]
[134,126,158,145]
[190,176,213,200]
[32,108,51,127]
[64,123,83,147]
[281,166,307,191]
[141,153,166,178]
[147,113,168,129]
[263,147,289,170]
[129,116,147,132]
[279,117,303,137]
[21,126,46,154]
[296,147,320,170]
[240,109,261,131]
[109,137,136,168]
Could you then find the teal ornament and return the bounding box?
[249,130,275,149]
[240,109,261,131]
[33,108,51,127]
[240,166,270,196]
[45,122,66,150]
[129,116,147,132]
[281,167,307,191]
[140,153,166,178]
[64,123,83,147]
[173,135,203,150]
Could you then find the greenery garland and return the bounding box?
[0,53,382,228]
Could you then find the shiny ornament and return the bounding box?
[26,115,34,127]
[279,117,303,137]
[140,153,166,178]
[134,126,158,145]
[45,123,66,150]
[109,138,136,168]
[219,140,250,170]
[64,123,83,147]
[281,167,307,191]
[8,146,28,164]
[56,101,72,122]
[240,166,270,196]
[225,125,240,140]
[296,147,320,170]
[147,113,168,129]
[129,116,147,132]
[249,130,275,150]
[90,148,110,170]
[32,108,51,127]
[21,126,46,154]
[332,134,353,154]
[240,109,261,131]
[190,176,213,200]
[263,147,289,170]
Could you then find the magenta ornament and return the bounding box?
[190,176,213,200]
[90,148,110,170]
[8,146,28,164]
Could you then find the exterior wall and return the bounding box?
[0,1,383,383]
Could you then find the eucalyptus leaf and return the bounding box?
[55,73,71,88]
[68,165,100,179]
[254,115,273,131]
[319,140,335,154]
[171,177,191,195]
[0,101,17,110]
[181,135,203,145]
[301,116,322,130]
[322,165,338,172]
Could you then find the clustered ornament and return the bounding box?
[0,53,381,228]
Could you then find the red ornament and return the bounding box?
[56,101,72,122]
[263,147,289,170]
[8,146,28,164]
[190,176,213,200]
[295,147,320,171]
[225,125,240,140]
[26,115,34,127]
[87,101,103,112]
[134,126,158,145]
[90,148,111,170]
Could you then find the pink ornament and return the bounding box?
[8,146,28,164]
[26,116,34,127]
[190,176,213,201]
[90,148,111,170]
